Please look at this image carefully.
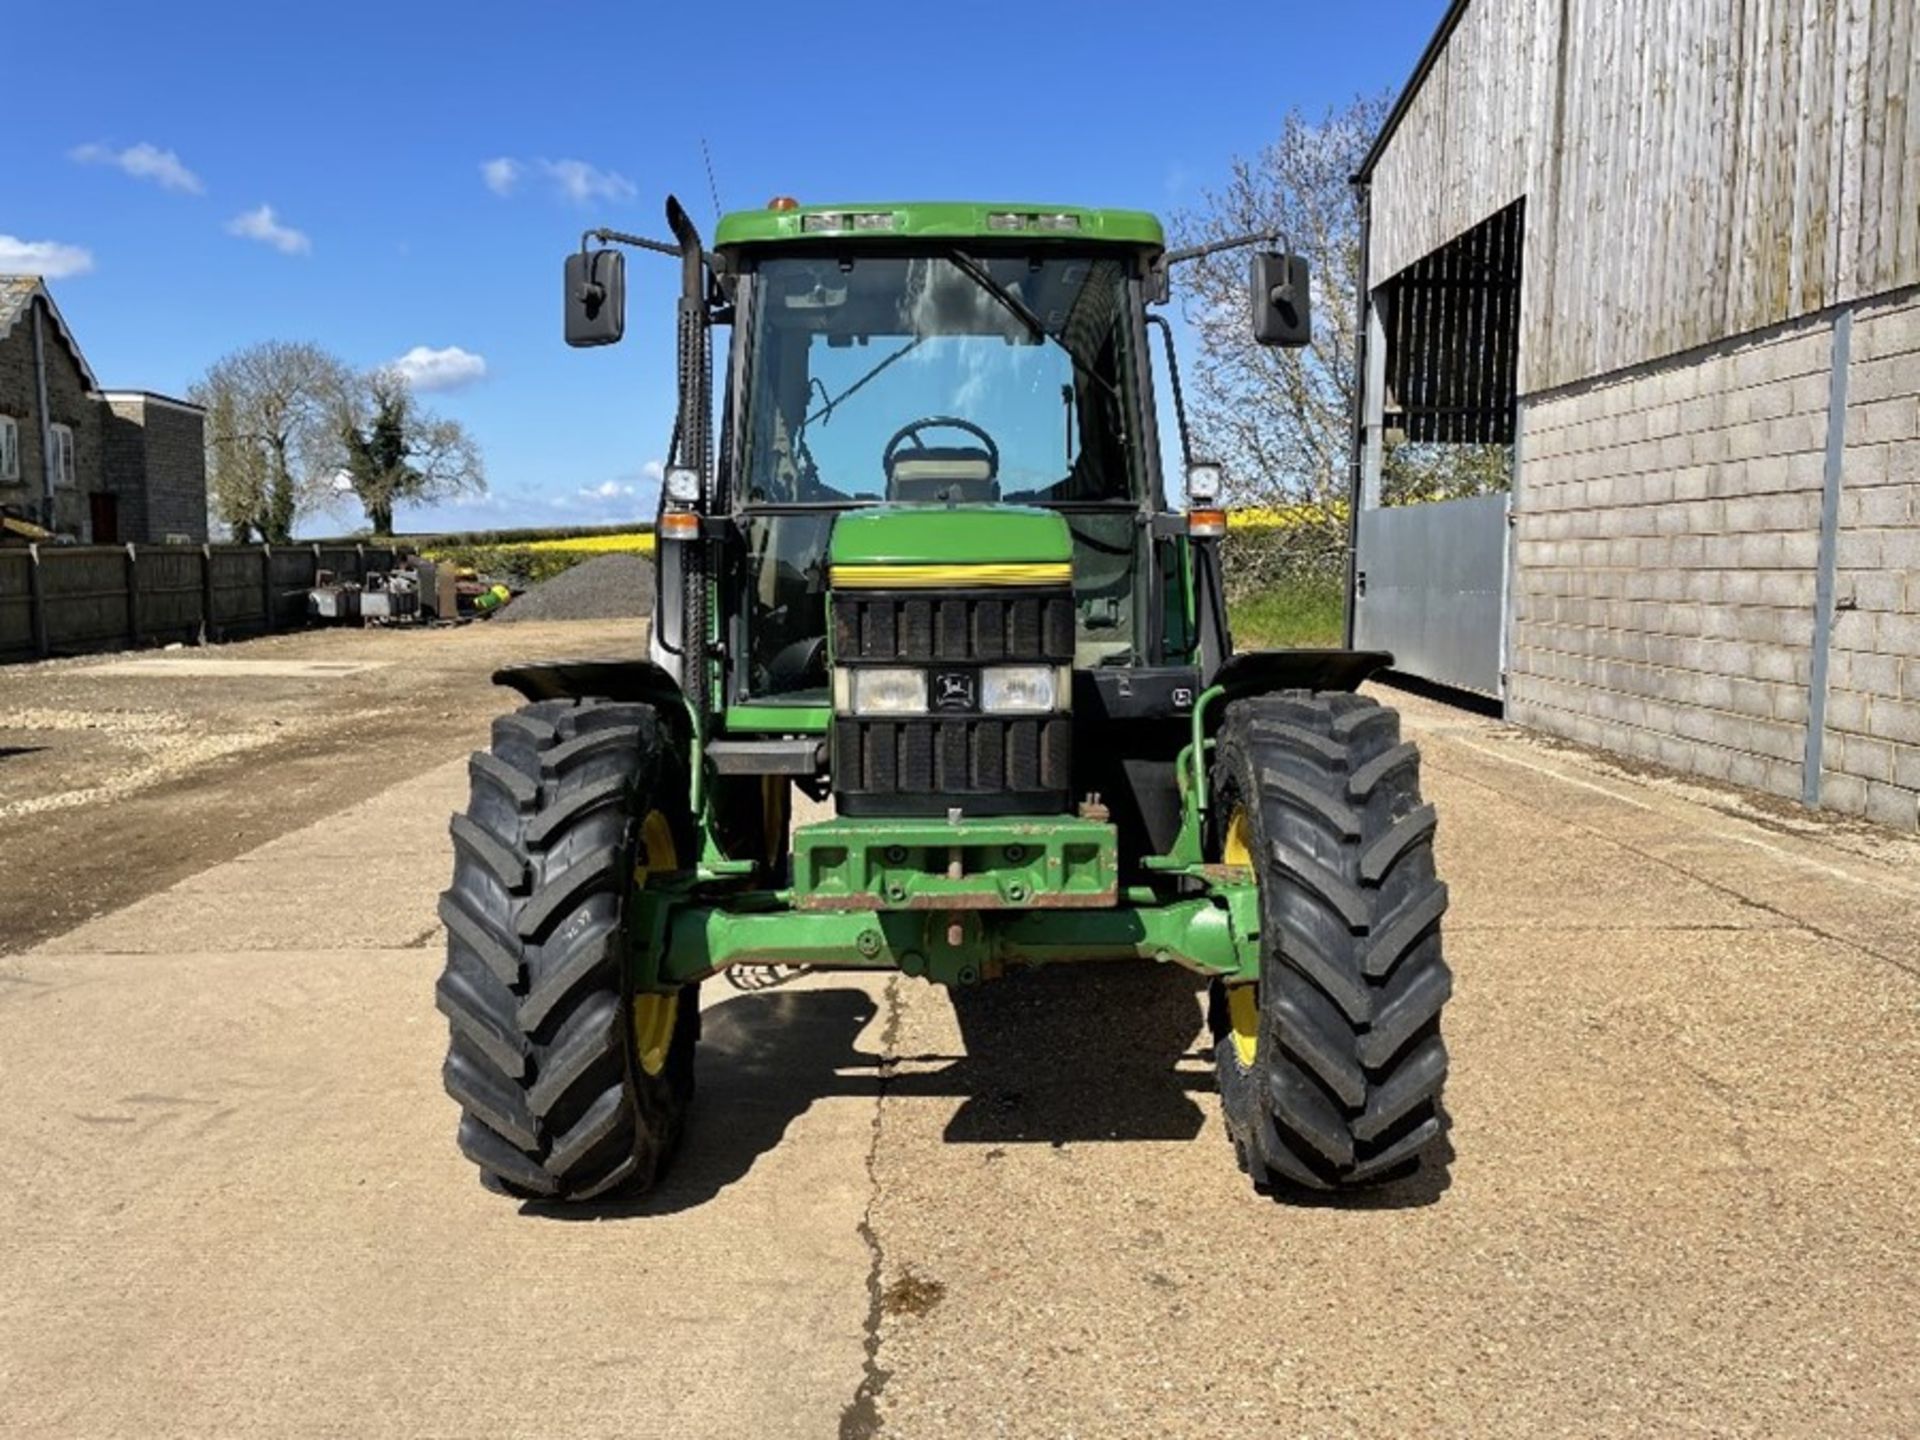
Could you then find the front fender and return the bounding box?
[492,658,686,713]
[1208,647,1392,698]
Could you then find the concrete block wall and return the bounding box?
[1822,293,1920,830]
[103,395,209,543]
[1507,292,1920,831]
[1508,315,1834,801]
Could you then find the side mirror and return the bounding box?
[565,248,625,347]
[1250,252,1311,347]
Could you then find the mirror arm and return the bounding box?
[582,226,731,304]
[1160,228,1287,269]
[580,227,680,260]
[1151,228,1292,305]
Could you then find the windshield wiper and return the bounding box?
[802,335,924,429]
[944,249,1119,404]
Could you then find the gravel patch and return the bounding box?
[496,552,654,623]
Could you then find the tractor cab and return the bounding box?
[730,240,1154,708]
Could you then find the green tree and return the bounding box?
[1380,439,1512,506]
[191,341,352,542]
[338,368,485,536]
[1169,95,1387,509]
[1172,96,1513,511]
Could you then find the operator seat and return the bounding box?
[885,448,1000,504]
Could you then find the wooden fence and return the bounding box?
[0,542,402,664]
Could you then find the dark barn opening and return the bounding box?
[1376,199,1525,485]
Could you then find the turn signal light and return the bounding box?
[1187,508,1228,538]
[659,512,702,541]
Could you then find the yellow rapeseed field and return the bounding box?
[437,509,1330,562]
[519,531,657,555]
[1228,502,1346,531]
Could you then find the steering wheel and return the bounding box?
[881,416,1000,479]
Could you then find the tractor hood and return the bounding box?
[828,504,1073,585]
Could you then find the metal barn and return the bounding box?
[1349,0,1920,830]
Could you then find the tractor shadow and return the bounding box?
[527,965,1446,1216]
[525,964,1213,1219]
[893,962,1213,1147]
[527,984,883,1219]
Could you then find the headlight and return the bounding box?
[980,664,1060,714]
[843,667,928,716]
[664,465,702,503]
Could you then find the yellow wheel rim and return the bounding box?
[632,809,680,1078]
[633,809,677,888]
[632,991,679,1078]
[1222,805,1253,868]
[1222,806,1259,1068]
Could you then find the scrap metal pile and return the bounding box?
[306,561,512,626]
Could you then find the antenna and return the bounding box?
[699,137,722,222]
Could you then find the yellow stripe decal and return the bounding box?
[832,562,1072,589]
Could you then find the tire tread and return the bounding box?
[1210,690,1452,1194]
[434,696,693,1202]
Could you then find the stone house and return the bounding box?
[0,276,208,543]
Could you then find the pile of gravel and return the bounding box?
[496,552,654,623]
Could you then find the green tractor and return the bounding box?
[435,197,1451,1202]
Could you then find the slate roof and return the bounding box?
[0,276,40,337]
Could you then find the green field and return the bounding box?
[1227,575,1347,649]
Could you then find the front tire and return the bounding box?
[435,697,697,1201]
[1208,691,1451,1192]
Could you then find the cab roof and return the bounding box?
[713,201,1165,251]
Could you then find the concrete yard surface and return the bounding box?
[0,619,645,951]
[2,629,1918,1438]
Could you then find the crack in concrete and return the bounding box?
[840,974,902,1440]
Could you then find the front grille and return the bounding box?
[831,591,1075,664]
[832,588,1074,816]
[833,716,1072,797]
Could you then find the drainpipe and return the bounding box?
[30,298,55,529]
[1343,181,1373,648]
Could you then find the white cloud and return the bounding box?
[479,156,636,206]
[228,204,311,255]
[388,344,488,392]
[579,479,636,500]
[71,141,204,195]
[480,157,521,197]
[0,235,95,278]
[641,459,664,481]
[540,158,636,206]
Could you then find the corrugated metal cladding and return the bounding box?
[1364,0,1920,393]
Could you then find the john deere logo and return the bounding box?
[933,670,977,712]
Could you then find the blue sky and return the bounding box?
[8,0,1445,535]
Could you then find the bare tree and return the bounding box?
[338,368,485,536]
[1169,95,1387,509]
[191,341,353,542]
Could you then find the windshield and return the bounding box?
[738,254,1141,506]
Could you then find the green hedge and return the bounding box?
[423,544,594,589]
